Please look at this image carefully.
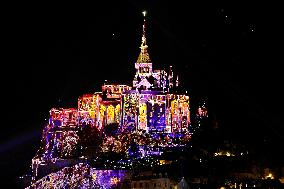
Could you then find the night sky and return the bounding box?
[2,1,283,185]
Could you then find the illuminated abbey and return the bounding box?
[24,12,210,189]
[48,12,190,135]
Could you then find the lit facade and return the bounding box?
[46,14,190,136]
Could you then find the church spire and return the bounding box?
[137,11,152,63]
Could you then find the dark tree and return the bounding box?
[104,123,119,137]
[78,124,102,155]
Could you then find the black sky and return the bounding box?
[2,1,284,184]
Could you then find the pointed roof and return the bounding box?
[137,77,152,88]
[137,11,152,63]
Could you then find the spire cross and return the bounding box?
[141,11,147,48]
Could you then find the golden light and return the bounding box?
[111,177,120,185]
[265,173,274,179]
[92,173,97,180]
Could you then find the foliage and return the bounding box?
[78,124,102,151]
[104,123,119,137]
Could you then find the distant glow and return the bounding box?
[214,151,235,157]
[142,11,147,17]
[265,173,274,179]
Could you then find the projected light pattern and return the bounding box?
[26,163,127,189]
[90,169,127,189]
[34,10,194,162]
[28,11,201,188]
[41,11,190,137]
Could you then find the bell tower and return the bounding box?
[133,11,153,89]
